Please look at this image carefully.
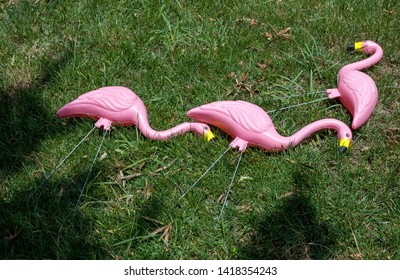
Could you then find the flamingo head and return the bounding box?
[192,124,215,142]
[347,40,382,56]
[338,127,352,153]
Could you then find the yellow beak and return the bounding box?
[204,129,215,142]
[347,41,363,52]
[339,137,350,153]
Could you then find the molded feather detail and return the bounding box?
[75,86,139,112]
[198,101,273,133]
[342,71,376,113]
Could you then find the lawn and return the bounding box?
[0,0,399,259]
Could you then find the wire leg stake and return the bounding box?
[179,146,231,200]
[77,129,108,206]
[44,126,96,181]
[31,126,96,197]
[218,151,243,220]
[267,96,329,114]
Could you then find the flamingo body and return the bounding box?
[187,100,352,152]
[326,40,383,129]
[57,86,214,141]
[57,86,145,130]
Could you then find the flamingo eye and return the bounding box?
[346,133,350,137]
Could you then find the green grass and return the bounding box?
[0,0,399,259]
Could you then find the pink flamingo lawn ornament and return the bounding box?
[56,86,215,141]
[266,40,383,130]
[326,40,383,129]
[183,100,352,218]
[40,86,214,203]
[188,101,352,152]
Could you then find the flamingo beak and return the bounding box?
[347,41,363,52]
[204,129,215,142]
[339,137,351,153]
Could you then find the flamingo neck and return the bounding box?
[139,121,202,140]
[123,105,205,140]
[133,110,205,140]
[277,119,349,148]
[340,45,383,73]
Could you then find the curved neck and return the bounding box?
[140,122,201,140]
[278,119,349,148]
[340,44,383,73]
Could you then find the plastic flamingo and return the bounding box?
[263,41,383,129]
[184,100,352,218]
[57,86,215,141]
[38,86,214,203]
[187,100,352,152]
[326,40,383,129]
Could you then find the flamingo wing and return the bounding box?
[342,71,377,113]
[197,101,273,133]
[73,86,139,112]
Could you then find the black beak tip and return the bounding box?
[210,138,215,144]
[339,146,348,154]
[347,44,355,51]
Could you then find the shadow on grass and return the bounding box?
[112,194,169,259]
[0,50,72,175]
[0,170,107,259]
[238,168,337,259]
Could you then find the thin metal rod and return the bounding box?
[77,129,108,206]
[43,126,96,181]
[30,126,96,198]
[218,151,243,220]
[179,146,231,200]
[271,90,326,99]
[267,96,329,114]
